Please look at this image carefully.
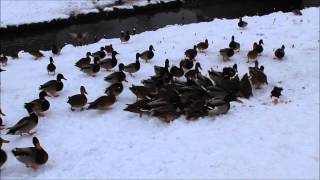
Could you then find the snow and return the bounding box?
[1,7,319,179]
[0,0,175,28]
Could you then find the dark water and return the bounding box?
[0,0,318,55]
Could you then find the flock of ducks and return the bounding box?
[0,14,294,170]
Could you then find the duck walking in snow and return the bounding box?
[196,39,209,52]
[105,82,123,97]
[39,73,67,97]
[25,91,50,117]
[7,104,38,136]
[139,45,155,62]
[238,17,248,29]
[81,57,100,76]
[104,63,127,84]
[124,53,140,76]
[12,137,48,169]
[67,86,88,111]
[274,45,285,60]
[247,42,259,62]
[120,30,130,43]
[99,51,118,71]
[229,35,240,52]
[207,94,242,116]
[47,57,56,75]
[185,45,197,60]
[75,52,92,69]
[0,137,9,168]
[249,61,268,89]
[87,94,116,110]
[219,48,234,61]
[271,86,283,99]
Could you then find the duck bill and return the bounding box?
[84,90,88,95]
[63,77,67,80]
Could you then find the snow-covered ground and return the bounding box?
[0,0,175,27]
[1,7,319,179]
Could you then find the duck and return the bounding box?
[75,52,92,69]
[222,64,238,78]
[170,63,184,78]
[25,91,50,117]
[249,62,268,89]
[0,137,9,168]
[81,57,100,76]
[139,45,155,62]
[292,9,302,16]
[196,39,209,52]
[256,39,264,55]
[238,17,248,28]
[0,109,5,129]
[99,51,118,71]
[47,57,56,75]
[39,73,67,97]
[87,95,116,110]
[129,85,157,100]
[12,137,48,169]
[67,86,88,111]
[154,59,169,77]
[247,42,258,62]
[104,63,127,84]
[239,73,253,99]
[29,50,44,60]
[92,47,106,59]
[51,44,61,55]
[274,45,285,60]
[120,30,130,43]
[185,62,202,80]
[7,104,38,135]
[180,58,194,70]
[229,35,240,52]
[105,44,113,54]
[0,53,8,66]
[219,48,234,61]
[105,82,123,96]
[185,45,197,60]
[124,53,140,76]
[271,86,283,98]
[207,94,242,115]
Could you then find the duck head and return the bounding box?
[231,35,235,41]
[119,63,125,71]
[32,137,42,150]
[149,45,155,51]
[86,52,92,57]
[49,57,54,63]
[39,91,51,99]
[195,62,202,71]
[57,73,67,81]
[253,42,258,50]
[80,86,88,95]
[112,51,119,57]
[100,47,104,51]
[281,45,285,50]
[165,59,170,68]
[259,39,264,45]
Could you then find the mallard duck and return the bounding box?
[154,59,169,77]
[81,57,100,76]
[51,44,61,55]
[75,52,92,68]
[229,35,240,52]
[180,58,194,70]
[185,45,197,60]
[105,82,123,96]
[7,104,38,135]
[240,73,252,99]
[196,39,209,52]
[99,51,118,71]
[12,137,48,169]
[0,109,5,129]
[129,85,157,100]
[256,39,264,55]
[120,30,130,43]
[87,95,116,110]
[0,137,9,168]
[249,63,268,89]
[274,45,285,60]
[271,86,283,98]
[207,94,242,115]
[105,44,113,54]
[25,91,50,117]
[139,45,155,62]
[124,53,140,76]
[39,73,67,96]
[219,48,234,61]
[247,42,258,62]
[185,62,202,80]
[238,17,248,28]
[170,63,184,78]
[47,57,56,75]
[0,54,8,66]
[292,9,302,16]
[104,63,127,84]
[92,47,106,59]
[67,86,88,111]
[29,50,44,60]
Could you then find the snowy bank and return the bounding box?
[1,7,319,179]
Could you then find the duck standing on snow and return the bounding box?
[238,17,248,29]
[0,137,9,168]
[7,104,38,135]
[87,94,116,110]
[0,53,8,66]
[139,45,155,62]
[75,52,92,69]
[207,94,242,115]
[154,59,169,77]
[247,42,259,62]
[120,30,130,43]
[105,82,123,97]
[124,53,140,76]
[256,39,264,55]
[170,63,184,78]
[0,109,5,129]
[25,91,50,117]
[239,73,253,99]
[249,62,268,89]
[185,62,202,80]
[39,73,67,97]
[274,45,285,60]
[104,63,127,84]
[196,39,209,52]
[99,51,118,71]
[67,86,88,111]
[51,44,61,55]
[229,36,240,52]
[271,86,283,98]
[81,57,100,76]
[47,57,56,75]
[29,50,44,60]
[292,9,303,16]
[219,48,234,61]
[185,45,197,60]
[12,137,48,169]
[105,44,114,54]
